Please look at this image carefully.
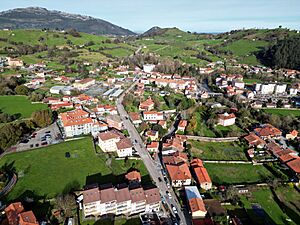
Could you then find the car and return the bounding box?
[171,204,178,213]
[45,134,51,138]
[166,191,172,199]
[30,144,34,148]
[41,142,47,146]
[175,213,180,222]
[35,143,39,147]
[158,177,162,182]
[45,131,51,134]
[135,140,138,143]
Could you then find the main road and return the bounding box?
[116,82,188,225]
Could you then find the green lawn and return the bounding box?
[0,95,47,118]
[189,140,248,160]
[263,108,300,117]
[243,78,262,84]
[204,163,274,184]
[0,137,149,200]
[81,217,141,225]
[215,124,245,137]
[222,39,268,56]
[241,188,297,225]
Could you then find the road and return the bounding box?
[116,82,188,225]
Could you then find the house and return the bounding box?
[254,124,282,139]
[82,184,160,218]
[50,85,73,95]
[6,57,23,68]
[166,162,192,187]
[73,78,96,90]
[286,157,300,177]
[145,130,159,141]
[158,120,167,129]
[139,98,155,111]
[163,152,188,165]
[143,64,155,73]
[59,109,105,137]
[162,137,185,155]
[146,142,159,153]
[178,120,188,132]
[286,130,298,140]
[106,115,123,130]
[98,131,132,157]
[218,113,236,126]
[125,170,141,183]
[143,111,164,121]
[5,202,38,225]
[185,186,207,218]
[190,159,212,190]
[129,112,142,125]
[244,133,266,149]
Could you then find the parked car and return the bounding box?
[166,191,172,199]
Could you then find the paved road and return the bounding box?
[116,82,188,225]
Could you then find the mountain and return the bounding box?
[141,26,186,37]
[0,7,136,36]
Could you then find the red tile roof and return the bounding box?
[166,163,191,181]
[254,124,282,137]
[98,131,120,141]
[189,198,206,213]
[19,211,38,225]
[286,158,300,174]
[5,202,24,225]
[144,187,160,204]
[125,170,141,182]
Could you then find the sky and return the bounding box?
[1,0,300,33]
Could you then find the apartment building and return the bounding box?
[143,111,164,121]
[190,159,212,190]
[73,78,96,90]
[185,186,207,218]
[98,131,132,157]
[82,185,160,218]
[166,162,192,187]
[5,202,38,225]
[59,109,107,137]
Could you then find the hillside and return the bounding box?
[0,7,136,36]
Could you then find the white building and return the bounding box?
[82,185,160,218]
[260,83,276,94]
[143,111,164,121]
[143,64,155,73]
[185,186,207,219]
[218,113,236,126]
[274,84,287,94]
[232,80,245,89]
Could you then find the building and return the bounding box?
[217,113,236,126]
[125,170,142,183]
[50,85,73,95]
[190,159,212,190]
[178,120,188,133]
[139,98,155,111]
[143,111,164,121]
[129,112,142,125]
[145,130,159,141]
[98,131,133,157]
[73,78,96,90]
[82,184,160,218]
[6,57,23,68]
[146,142,159,153]
[286,130,298,140]
[59,109,106,137]
[244,133,266,149]
[274,84,287,94]
[254,124,282,139]
[143,64,155,73]
[185,186,207,218]
[5,202,38,225]
[106,115,123,130]
[165,162,192,187]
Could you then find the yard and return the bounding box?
[0,95,47,118]
[0,137,149,200]
[240,188,297,225]
[189,140,248,161]
[81,216,141,225]
[263,108,300,117]
[204,163,274,184]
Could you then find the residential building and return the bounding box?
[6,57,23,67]
[274,84,287,94]
[145,130,159,141]
[143,64,155,73]
[190,159,212,190]
[217,113,236,126]
[165,162,192,187]
[254,124,282,139]
[139,98,155,111]
[244,133,266,149]
[146,142,159,153]
[98,131,132,157]
[178,120,187,132]
[82,184,160,218]
[129,112,142,125]
[59,109,106,137]
[106,115,123,130]
[143,111,164,121]
[185,186,207,218]
[5,202,38,225]
[286,130,298,140]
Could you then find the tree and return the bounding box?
[15,85,30,95]
[31,109,53,128]
[55,194,76,221]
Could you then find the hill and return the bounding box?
[0,7,136,36]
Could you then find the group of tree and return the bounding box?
[258,35,300,70]
[0,76,29,95]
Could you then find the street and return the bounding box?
[116,82,188,225]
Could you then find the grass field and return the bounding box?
[189,140,248,160]
[215,124,245,137]
[204,163,274,184]
[263,108,300,117]
[222,39,268,56]
[81,217,141,225]
[241,188,297,225]
[0,137,149,200]
[0,95,47,118]
[243,78,262,84]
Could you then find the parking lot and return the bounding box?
[16,122,63,152]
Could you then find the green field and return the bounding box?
[0,95,47,118]
[243,78,262,84]
[204,163,274,184]
[189,140,248,160]
[241,188,297,225]
[0,137,149,200]
[222,39,268,56]
[263,108,300,117]
[81,217,141,225]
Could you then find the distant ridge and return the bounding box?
[0,7,136,36]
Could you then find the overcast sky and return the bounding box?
[1,0,300,33]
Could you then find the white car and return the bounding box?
[166,191,172,199]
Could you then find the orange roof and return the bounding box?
[279,154,298,163]
[190,158,204,168]
[139,98,154,109]
[147,142,159,149]
[78,78,95,84]
[286,157,300,174]
[254,124,282,137]
[126,170,141,182]
[5,202,24,225]
[244,133,266,146]
[143,111,162,116]
[189,198,207,213]
[218,113,236,120]
[166,163,191,181]
[116,138,132,150]
[163,152,188,165]
[98,131,120,141]
[129,112,141,121]
[289,130,298,137]
[178,120,188,128]
[19,211,38,225]
[193,167,212,184]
